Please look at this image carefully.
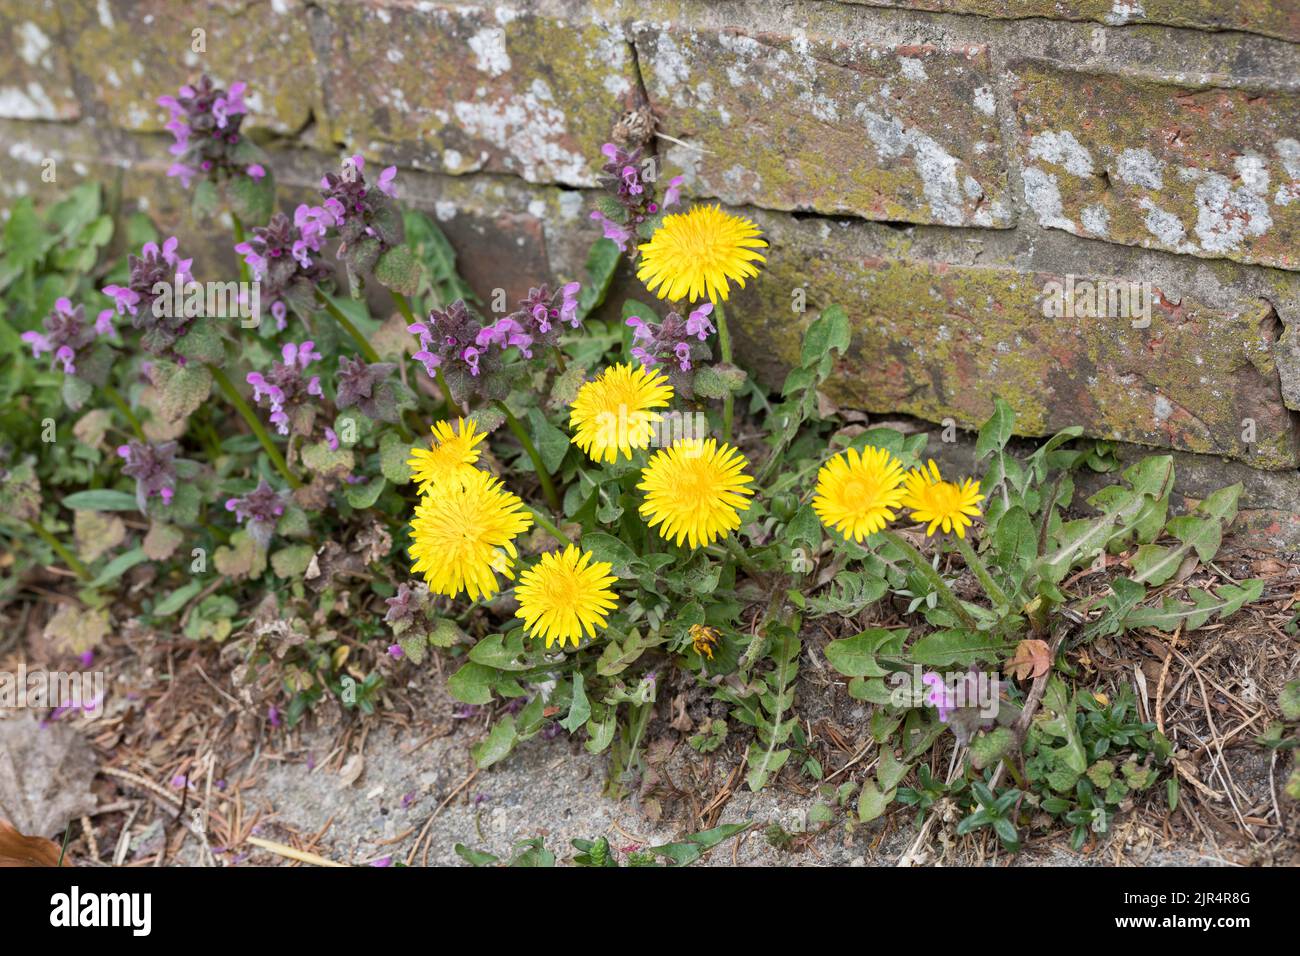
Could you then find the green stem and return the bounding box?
[497,401,561,512]
[208,364,301,489]
[715,299,734,443]
[27,520,90,581]
[317,291,381,364]
[954,534,1011,608]
[391,291,417,325]
[881,529,977,629]
[722,533,761,576]
[231,213,251,287]
[102,383,144,441]
[524,504,574,548]
[436,369,463,418]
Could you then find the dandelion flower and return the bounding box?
[570,363,673,464]
[408,470,533,599]
[638,439,754,548]
[514,545,619,649]
[812,446,907,542]
[636,205,767,303]
[407,417,485,493]
[689,624,721,661]
[899,459,985,539]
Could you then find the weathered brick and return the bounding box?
[634,24,1010,227]
[0,0,78,120]
[1011,61,1300,271]
[731,215,1300,468]
[317,2,636,187]
[838,0,1300,45]
[60,0,319,134]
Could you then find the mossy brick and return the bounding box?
[1010,60,1300,271]
[730,217,1300,468]
[837,1,1300,45]
[633,24,1010,227]
[0,0,78,119]
[316,1,637,187]
[59,0,319,135]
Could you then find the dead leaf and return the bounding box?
[1008,638,1052,681]
[0,817,64,866]
[43,604,110,656]
[74,510,125,563]
[143,521,184,561]
[337,753,365,789]
[0,714,97,838]
[72,409,111,448]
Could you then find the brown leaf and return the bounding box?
[1008,639,1052,681]
[0,817,64,866]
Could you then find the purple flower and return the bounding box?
[246,340,324,436]
[102,237,195,354]
[21,298,113,376]
[476,282,582,359]
[408,300,492,383]
[626,302,715,376]
[318,154,403,264]
[590,143,684,256]
[225,478,287,548]
[117,439,179,512]
[158,75,262,189]
[921,669,1001,745]
[387,644,404,659]
[233,207,333,329]
[267,704,281,728]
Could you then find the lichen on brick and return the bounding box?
[318,2,635,187]
[1010,61,1300,271]
[0,0,78,120]
[633,24,1010,228]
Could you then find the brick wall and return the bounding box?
[4,0,1300,545]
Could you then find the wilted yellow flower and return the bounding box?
[636,205,767,303]
[638,438,754,548]
[514,545,619,649]
[689,623,720,660]
[407,417,485,494]
[408,469,533,599]
[569,363,673,464]
[899,459,985,539]
[812,446,907,542]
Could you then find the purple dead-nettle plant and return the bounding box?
[158,75,267,188]
[477,282,581,358]
[319,154,403,277]
[21,298,115,378]
[921,669,1012,746]
[591,142,684,255]
[234,206,334,329]
[334,354,404,424]
[408,299,496,389]
[225,478,286,548]
[626,301,715,395]
[117,439,179,512]
[102,237,195,354]
[246,340,325,436]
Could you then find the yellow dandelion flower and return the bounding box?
[811,446,907,542]
[636,205,767,303]
[638,438,755,548]
[569,363,673,464]
[899,459,986,539]
[407,417,485,494]
[689,623,721,660]
[514,545,619,649]
[408,469,533,600]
